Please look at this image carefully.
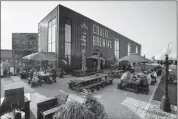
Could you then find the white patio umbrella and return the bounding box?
[22,52,58,61]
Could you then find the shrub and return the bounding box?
[53,101,94,119]
[84,95,109,119]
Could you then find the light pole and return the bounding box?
[160,42,171,112]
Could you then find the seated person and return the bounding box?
[150,69,157,79]
[146,73,152,85]
[28,68,35,83]
[57,68,64,78]
[50,68,57,83]
[119,68,133,87]
[140,73,149,93]
[31,69,42,87]
[140,73,149,86]
[46,66,52,73]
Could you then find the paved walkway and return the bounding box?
[1,74,162,119]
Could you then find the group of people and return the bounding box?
[118,67,160,93]
[28,66,64,87]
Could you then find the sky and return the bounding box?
[1,1,177,59]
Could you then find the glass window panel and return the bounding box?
[136,46,138,53]
[105,30,107,38]
[117,52,119,58]
[65,42,71,55]
[117,41,119,50]
[114,51,117,57]
[49,21,52,27]
[48,44,51,52]
[52,43,56,52]
[52,18,56,25]
[65,24,71,43]
[65,55,71,65]
[118,41,120,50]
[52,25,56,43]
[115,41,117,50]
[110,41,112,48]
[103,38,105,47]
[48,27,52,44]
[100,27,102,36]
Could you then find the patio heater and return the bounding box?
[160,42,171,112]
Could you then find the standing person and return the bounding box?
[28,68,35,84]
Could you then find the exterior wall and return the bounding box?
[1,50,13,62]
[12,33,38,65]
[12,33,38,74]
[38,6,58,53]
[38,4,142,70]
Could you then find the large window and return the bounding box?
[38,25,41,52]
[114,38,120,60]
[128,43,131,55]
[65,18,72,65]
[136,46,138,54]
[48,18,56,52]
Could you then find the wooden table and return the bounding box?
[124,79,140,94]
[68,74,112,92]
[38,73,53,83]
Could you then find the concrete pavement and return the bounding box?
[1,74,161,119]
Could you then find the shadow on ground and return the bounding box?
[153,80,177,105]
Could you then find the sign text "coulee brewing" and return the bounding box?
[92,24,112,48]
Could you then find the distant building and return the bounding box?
[38,4,141,70]
[1,49,13,62]
[12,33,38,72]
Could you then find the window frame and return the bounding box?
[48,17,56,53]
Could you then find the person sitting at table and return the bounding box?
[146,73,152,85]
[31,69,42,87]
[150,69,157,82]
[46,66,52,73]
[118,68,133,89]
[57,68,64,78]
[28,68,35,84]
[50,68,57,83]
[140,72,149,94]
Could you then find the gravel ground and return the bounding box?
[144,100,177,119]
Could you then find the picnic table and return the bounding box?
[38,73,54,84]
[72,69,96,77]
[118,77,141,94]
[125,79,140,94]
[68,73,114,92]
[110,70,124,78]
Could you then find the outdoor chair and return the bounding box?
[139,80,149,95]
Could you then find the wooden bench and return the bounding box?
[80,78,114,91]
[37,97,59,119]
[41,106,61,119]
